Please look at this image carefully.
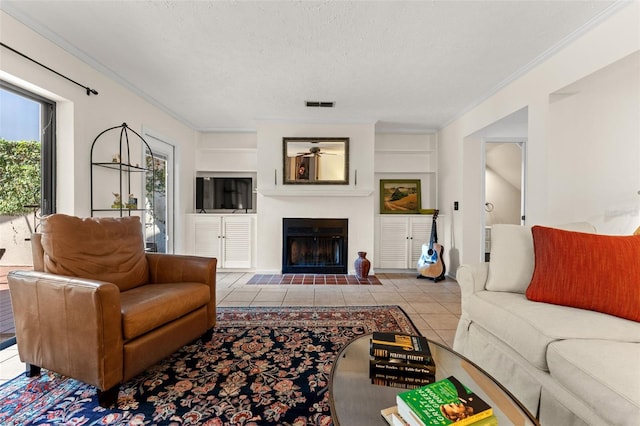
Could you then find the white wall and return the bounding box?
[255,122,376,273]
[1,11,198,254]
[439,2,640,271]
[547,51,640,233]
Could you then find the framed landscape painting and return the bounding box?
[380,179,421,214]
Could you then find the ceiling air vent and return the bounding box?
[305,101,335,108]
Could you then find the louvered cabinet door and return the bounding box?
[377,216,411,269]
[377,215,433,269]
[221,215,254,269]
[408,216,433,267]
[193,215,222,258]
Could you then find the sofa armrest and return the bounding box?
[456,263,489,298]
[146,253,217,327]
[453,263,488,354]
[7,270,123,390]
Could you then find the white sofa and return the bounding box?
[453,223,640,426]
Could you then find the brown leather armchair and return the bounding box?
[7,214,217,407]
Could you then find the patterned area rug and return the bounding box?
[246,274,382,285]
[0,306,418,425]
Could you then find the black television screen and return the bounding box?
[196,177,253,212]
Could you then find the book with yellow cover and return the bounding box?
[396,376,493,426]
[370,332,432,364]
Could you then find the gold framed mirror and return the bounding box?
[283,137,349,184]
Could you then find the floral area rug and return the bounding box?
[0,306,418,425]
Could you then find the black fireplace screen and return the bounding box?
[282,218,348,274]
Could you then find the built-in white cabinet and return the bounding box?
[187,214,255,269]
[376,215,434,269]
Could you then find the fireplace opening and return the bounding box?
[282,218,348,274]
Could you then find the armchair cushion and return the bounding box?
[119,283,210,340]
[40,214,148,291]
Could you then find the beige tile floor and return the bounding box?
[0,272,461,386]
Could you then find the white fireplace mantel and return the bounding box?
[258,188,374,197]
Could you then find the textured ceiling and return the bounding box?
[0,1,621,132]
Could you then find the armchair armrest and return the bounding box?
[146,253,217,284]
[7,270,123,390]
[145,253,217,327]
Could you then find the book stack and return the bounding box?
[384,376,497,426]
[369,332,436,389]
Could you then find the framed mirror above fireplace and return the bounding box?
[283,137,349,184]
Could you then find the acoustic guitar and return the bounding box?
[417,209,446,282]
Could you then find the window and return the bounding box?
[0,81,56,216]
[0,81,56,350]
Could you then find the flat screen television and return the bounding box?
[196,177,253,212]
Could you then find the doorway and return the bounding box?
[461,107,528,264]
[483,140,526,260]
[143,130,175,254]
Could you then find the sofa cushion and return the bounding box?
[468,291,640,371]
[120,282,211,340]
[547,339,640,426]
[486,222,596,293]
[40,214,148,291]
[486,225,534,293]
[526,226,640,322]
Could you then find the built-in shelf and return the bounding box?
[374,133,439,214]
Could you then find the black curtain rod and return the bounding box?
[1,42,98,96]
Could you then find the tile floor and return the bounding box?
[0,272,461,386]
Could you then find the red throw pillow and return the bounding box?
[526,226,640,322]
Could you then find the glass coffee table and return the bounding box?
[329,334,539,426]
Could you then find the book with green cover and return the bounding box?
[370,332,432,363]
[396,376,493,426]
[383,406,498,426]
